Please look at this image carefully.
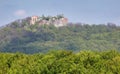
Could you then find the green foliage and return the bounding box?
[0,50,120,74]
[0,21,120,53]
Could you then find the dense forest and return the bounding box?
[0,18,120,73]
[0,50,120,74]
[0,19,120,53]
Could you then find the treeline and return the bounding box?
[0,50,120,74]
[0,21,120,53]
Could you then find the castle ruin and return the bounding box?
[30,15,68,27]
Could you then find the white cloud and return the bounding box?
[14,10,26,16]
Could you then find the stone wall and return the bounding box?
[30,15,68,27]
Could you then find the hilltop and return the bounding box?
[0,15,120,54]
[6,14,68,28]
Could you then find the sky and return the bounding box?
[0,0,120,26]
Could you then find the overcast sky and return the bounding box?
[0,0,120,26]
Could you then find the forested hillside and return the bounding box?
[0,19,120,53]
[0,50,120,74]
